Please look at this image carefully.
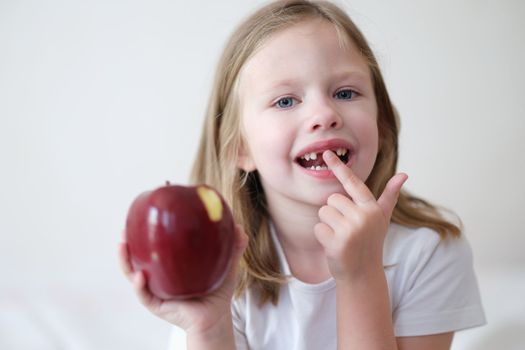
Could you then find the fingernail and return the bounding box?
[323,150,335,160]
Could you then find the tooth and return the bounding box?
[310,166,316,170]
[341,148,348,156]
[310,152,317,160]
[304,153,310,161]
[315,166,322,170]
[336,148,342,156]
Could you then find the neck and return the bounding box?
[262,189,334,283]
[266,195,323,253]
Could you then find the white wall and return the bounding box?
[1,0,524,349]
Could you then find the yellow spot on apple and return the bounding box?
[196,186,223,222]
[151,252,159,261]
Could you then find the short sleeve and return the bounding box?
[232,296,250,350]
[392,232,486,336]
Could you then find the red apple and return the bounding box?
[125,183,235,299]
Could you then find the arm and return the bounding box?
[317,151,461,350]
[186,315,236,350]
[335,268,454,350]
[397,333,454,350]
[335,269,397,349]
[315,150,405,349]
[336,273,454,350]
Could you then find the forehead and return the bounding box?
[238,18,370,91]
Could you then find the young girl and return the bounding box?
[119,1,486,349]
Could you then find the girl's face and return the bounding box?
[237,18,379,209]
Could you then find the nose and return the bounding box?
[307,98,343,132]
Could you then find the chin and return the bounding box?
[309,188,345,206]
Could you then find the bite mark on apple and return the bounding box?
[197,186,223,222]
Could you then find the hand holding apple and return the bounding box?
[125,182,236,299]
[118,222,248,344]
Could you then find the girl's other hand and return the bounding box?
[118,224,248,338]
[314,150,408,281]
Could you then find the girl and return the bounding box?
[119,1,486,349]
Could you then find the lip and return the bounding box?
[294,138,355,180]
[294,138,355,160]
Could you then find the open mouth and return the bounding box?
[296,148,350,170]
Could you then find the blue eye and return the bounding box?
[276,97,295,109]
[335,89,356,100]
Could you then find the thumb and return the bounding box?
[225,224,249,280]
[233,223,249,260]
[377,173,408,220]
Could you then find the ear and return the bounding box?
[237,139,256,172]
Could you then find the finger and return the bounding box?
[224,224,249,282]
[377,173,408,219]
[134,271,158,307]
[230,224,249,268]
[322,150,374,205]
[326,193,355,215]
[313,222,335,249]
[234,224,249,255]
[118,242,134,281]
[318,205,349,234]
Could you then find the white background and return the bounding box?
[1,0,524,349]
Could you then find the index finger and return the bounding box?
[322,150,375,205]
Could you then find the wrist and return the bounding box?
[334,261,385,285]
[335,269,396,349]
[186,314,235,350]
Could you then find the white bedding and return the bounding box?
[0,286,171,350]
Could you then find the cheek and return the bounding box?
[354,113,379,148]
[370,124,380,153]
[247,113,291,146]
[253,128,291,162]
[351,112,380,179]
[247,125,295,175]
[242,120,269,156]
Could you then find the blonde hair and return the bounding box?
[190,0,461,305]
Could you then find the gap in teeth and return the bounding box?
[301,148,347,160]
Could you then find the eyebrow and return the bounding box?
[262,70,370,93]
[332,70,370,83]
[264,78,301,90]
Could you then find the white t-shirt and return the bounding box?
[169,223,486,349]
[232,224,485,350]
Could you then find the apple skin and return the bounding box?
[125,184,235,299]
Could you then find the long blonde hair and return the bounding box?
[190,0,461,305]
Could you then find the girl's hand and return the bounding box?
[314,150,408,281]
[118,224,248,338]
